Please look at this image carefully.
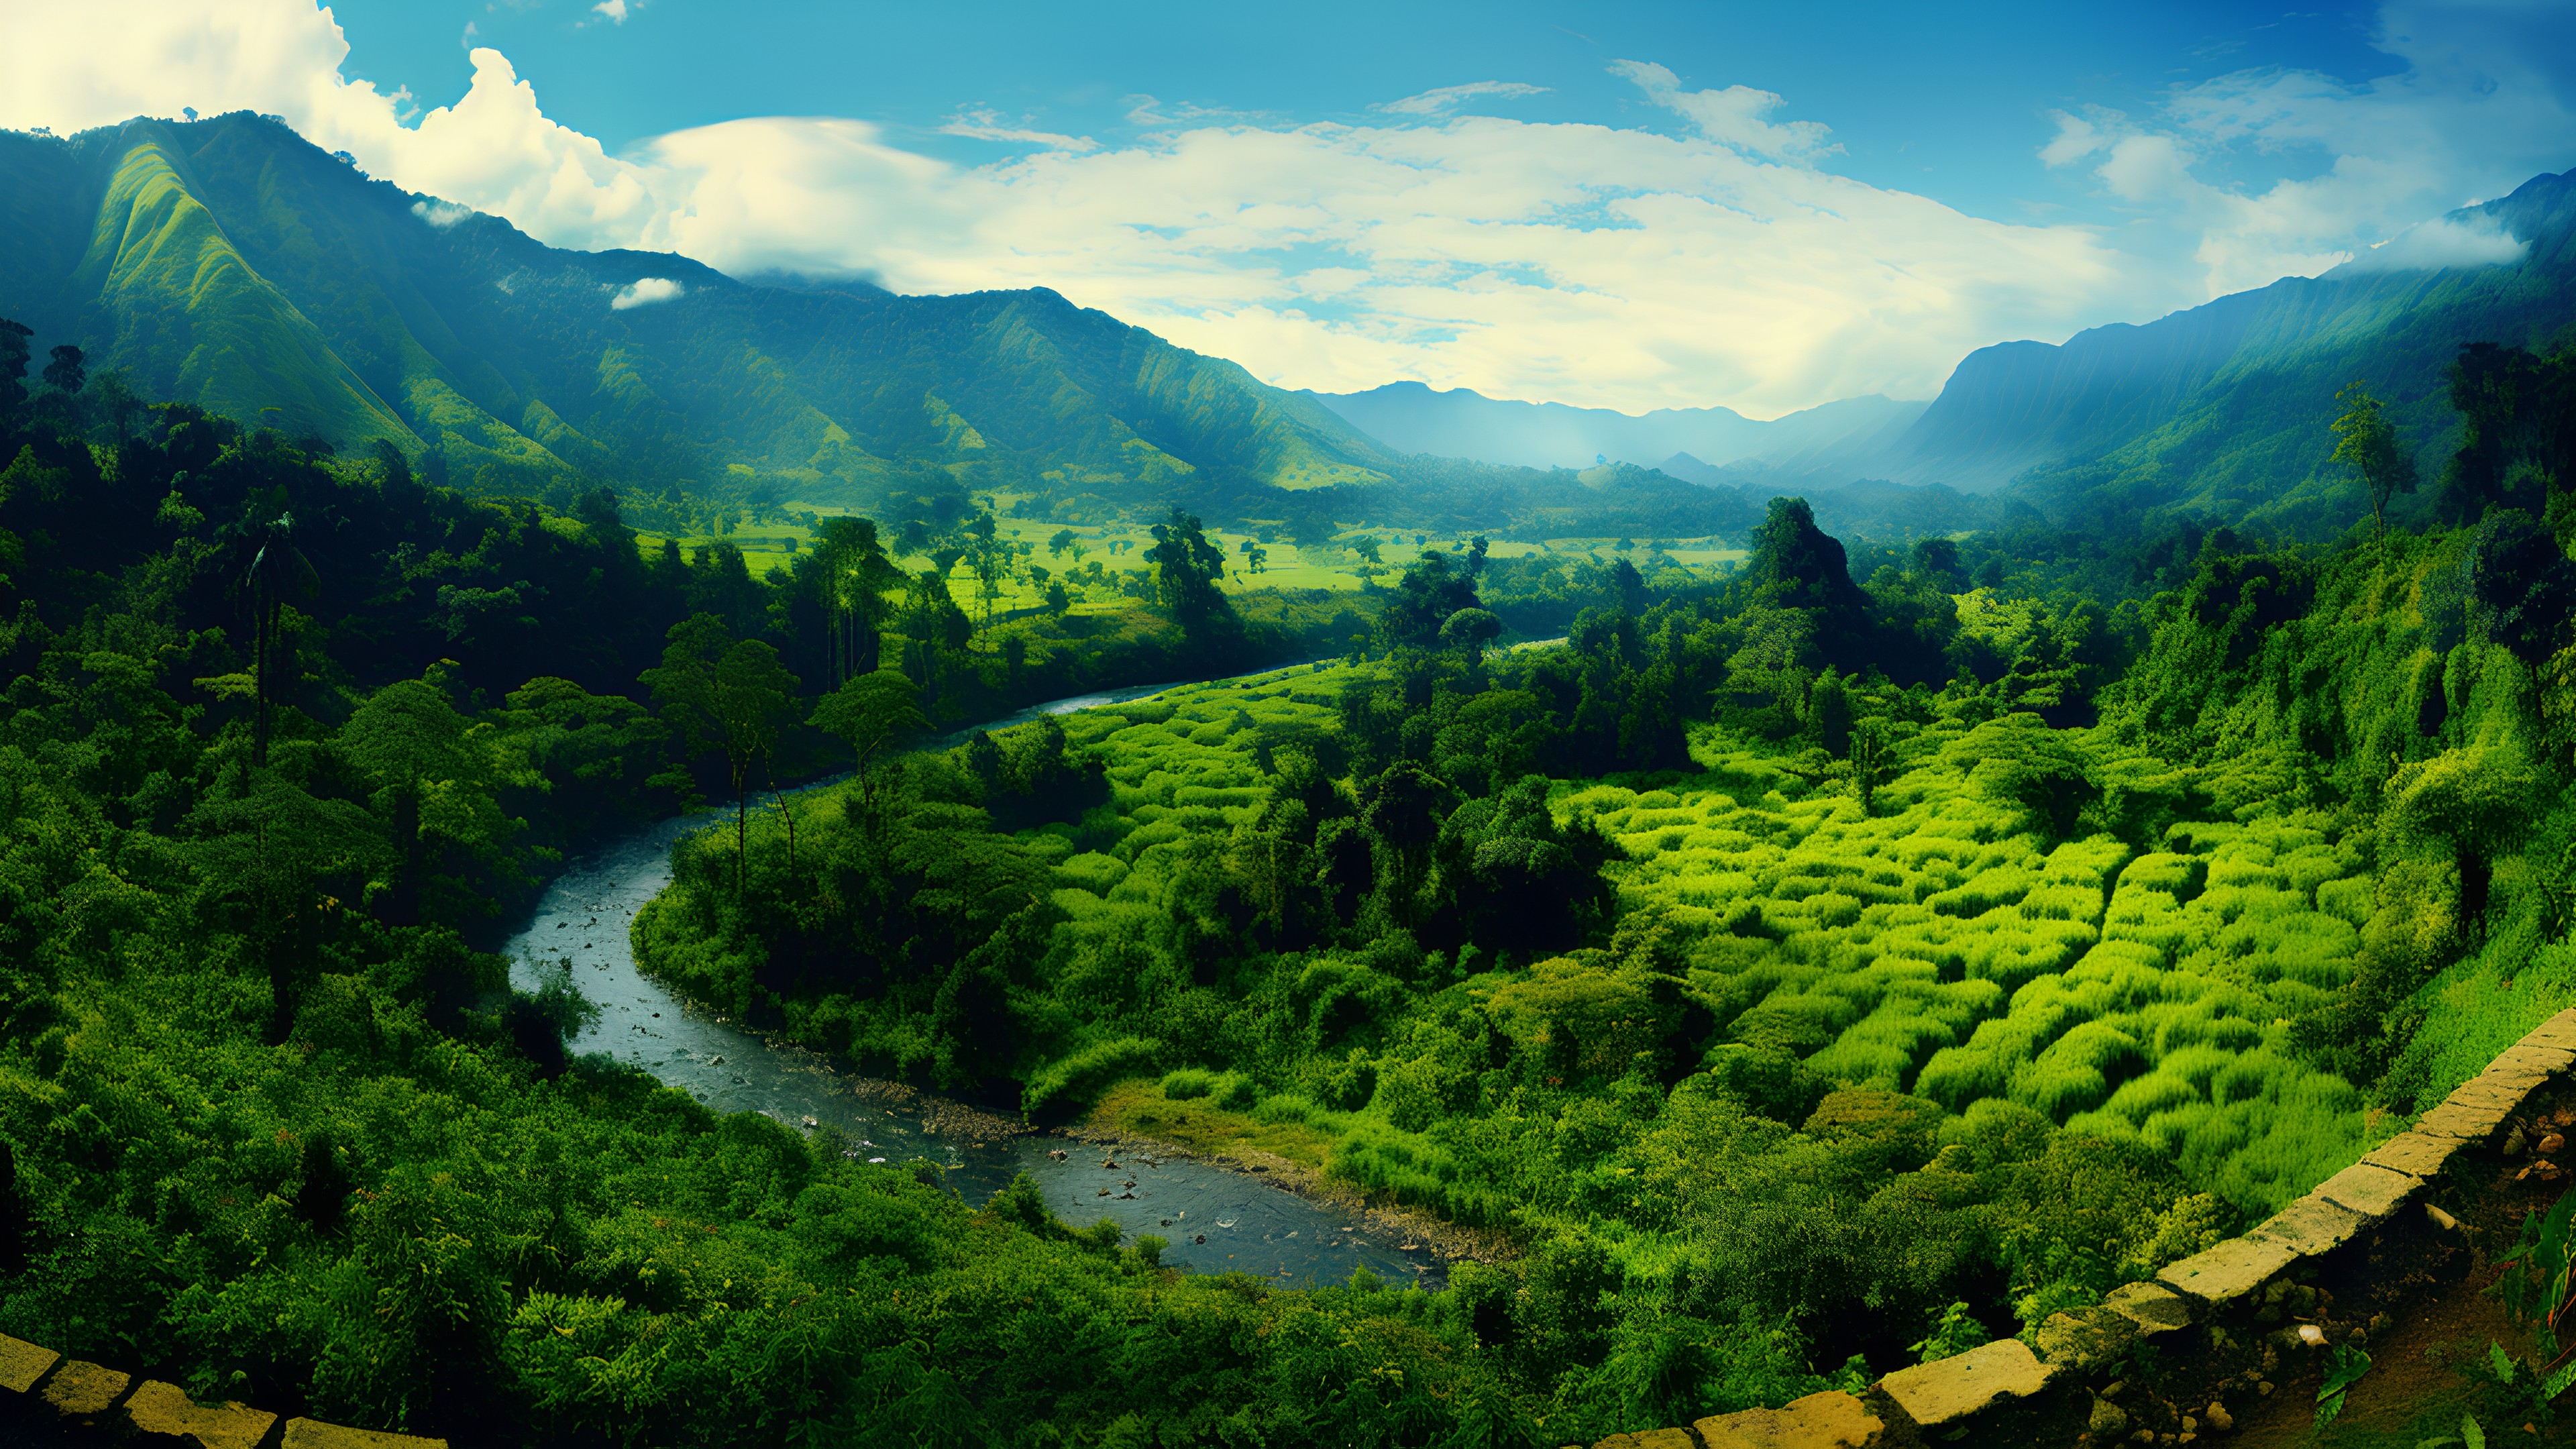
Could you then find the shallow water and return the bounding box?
[504,665,1442,1289]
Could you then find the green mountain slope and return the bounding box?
[0,113,1405,516]
[1881,167,2576,535]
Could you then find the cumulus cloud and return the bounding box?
[2,0,2566,415]
[591,1,628,23]
[609,276,683,309]
[1376,80,1548,117]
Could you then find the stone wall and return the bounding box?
[1587,1007,2576,1448]
[0,1329,447,1449]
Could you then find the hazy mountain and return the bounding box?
[0,113,1405,514]
[1307,382,1927,475]
[1871,166,2576,534]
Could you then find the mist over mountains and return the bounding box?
[1320,170,2576,541]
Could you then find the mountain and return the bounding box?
[0,113,1407,519]
[1307,381,1926,475]
[1871,166,2576,533]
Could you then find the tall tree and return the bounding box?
[225,487,319,767]
[2329,380,2416,537]
[810,669,927,839]
[0,318,30,419]
[812,516,900,687]
[1144,506,1240,658]
[643,615,802,894]
[341,675,493,926]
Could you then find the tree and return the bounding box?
[1049,528,1077,557]
[1849,718,1896,814]
[1144,506,1239,657]
[1382,551,1483,651]
[225,487,320,767]
[0,318,29,417]
[643,614,802,893]
[41,344,84,396]
[967,512,1007,634]
[812,517,900,687]
[1440,606,1502,681]
[341,675,491,926]
[898,568,973,710]
[2329,380,2417,537]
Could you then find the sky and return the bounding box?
[4,1,2573,417]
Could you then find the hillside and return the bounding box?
[1874,166,2576,535]
[0,113,1408,523]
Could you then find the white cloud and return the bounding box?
[1377,80,1548,117]
[938,105,1096,152]
[2,0,2567,416]
[2334,213,2529,274]
[409,197,475,228]
[609,276,683,309]
[591,0,628,23]
[1609,60,1839,163]
[2034,1,2576,297]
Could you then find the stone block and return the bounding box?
[125,1379,278,1449]
[2033,1307,2134,1371]
[2102,1280,2194,1334]
[2490,1043,2576,1078]
[2452,1071,2548,1113]
[2361,1132,2461,1181]
[2520,1010,2576,1054]
[0,1334,60,1393]
[2157,1234,2301,1307]
[2314,1162,2419,1222]
[2414,1099,2511,1143]
[40,1360,130,1417]
[1876,1338,2055,1430]
[1697,1389,1882,1448]
[284,1421,451,1449]
[2249,1195,2366,1256]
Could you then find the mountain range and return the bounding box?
[1319,169,2576,539]
[1305,383,1925,476]
[0,113,1409,523]
[2,109,2569,545]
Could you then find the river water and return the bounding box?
[504,665,1444,1289]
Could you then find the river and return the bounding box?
[503,664,1447,1289]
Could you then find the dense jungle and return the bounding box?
[5,303,2576,1448]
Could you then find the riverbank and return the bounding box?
[1065,1111,1519,1269]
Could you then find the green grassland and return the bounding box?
[1583,739,2372,1215]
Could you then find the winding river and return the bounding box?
[503,667,1446,1289]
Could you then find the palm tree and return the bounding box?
[225,486,319,767]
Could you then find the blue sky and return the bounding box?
[324,0,2412,229]
[7,1,2575,415]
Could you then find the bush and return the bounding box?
[1023,1036,1164,1119]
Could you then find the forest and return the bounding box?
[5,309,2576,1446]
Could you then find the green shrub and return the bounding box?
[1023,1037,1164,1119]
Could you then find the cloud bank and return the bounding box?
[1,1,2567,415]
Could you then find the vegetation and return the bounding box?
[6,180,2576,1442]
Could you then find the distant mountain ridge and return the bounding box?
[1307,382,1927,476]
[1869,166,2576,533]
[0,113,1406,517]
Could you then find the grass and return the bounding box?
[1087,1080,1338,1169]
